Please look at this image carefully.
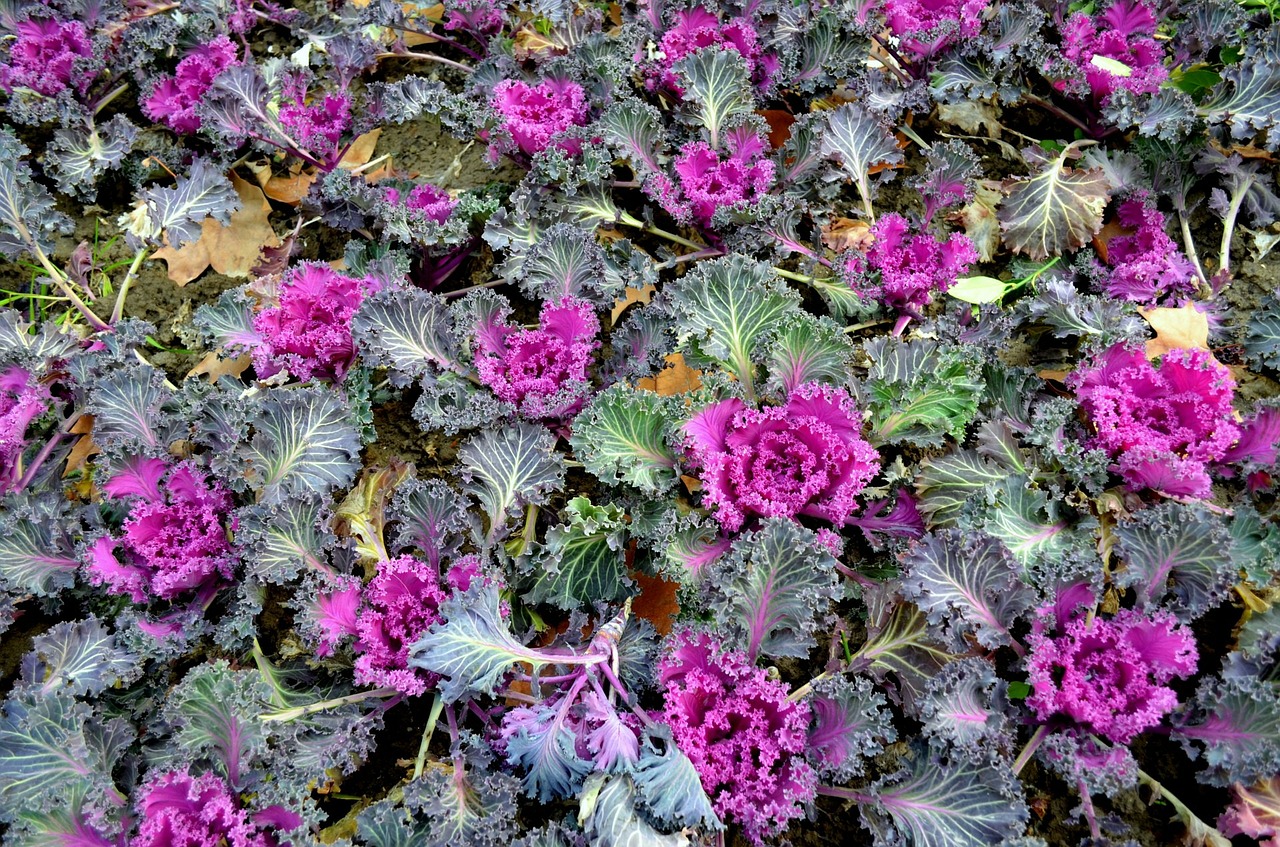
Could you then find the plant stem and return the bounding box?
[27,244,110,332]
[788,671,831,703]
[413,694,445,780]
[1012,725,1049,775]
[1078,779,1102,840]
[109,248,148,325]
[1023,94,1095,138]
[376,50,474,74]
[772,267,818,284]
[655,247,724,269]
[617,212,706,250]
[1177,211,1208,286]
[260,686,400,722]
[92,82,130,116]
[1136,767,1231,846]
[815,784,874,803]
[441,278,506,299]
[1219,177,1253,280]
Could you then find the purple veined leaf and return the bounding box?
[162,661,271,788]
[352,287,460,389]
[1175,675,1280,788]
[706,518,841,661]
[120,156,240,250]
[1113,502,1234,622]
[364,75,450,126]
[662,514,733,577]
[912,139,979,225]
[401,761,522,847]
[501,704,593,802]
[525,497,631,612]
[917,657,1010,758]
[900,529,1034,654]
[930,56,1002,104]
[583,690,639,774]
[0,129,73,261]
[518,223,610,303]
[86,365,173,456]
[604,309,674,384]
[676,47,756,150]
[388,477,472,572]
[20,617,137,698]
[581,774,687,847]
[45,116,138,201]
[774,111,826,186]
[235,497,337,584]
[13,783,114,847]
[549,184,626,232]
[860,747,1029,847]
[632,726,722,831]
[599,99,667,180]
[849,586,957,713]
[458,423,565,548]
[237,387,361,504]
[997,143,1110,261]
[1228,503,1280,588]
[354,799,430,847]
[663,254,800,400]
[0,507,80,596]
[0,692,128,821]
[193,289,263,357]
[847,489,926,548]
[780,6,865,93]
[982,480,1081,570]
[569,384,682,496]
[806,673,897,782]
[820,103,904,221]
[1220,775,1280,843]
[100,455,168,500]
[764,312,855,395]
[1021,275,1147,345]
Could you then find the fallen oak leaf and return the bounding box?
[153,173,281,286]
[1140,303,1212,359]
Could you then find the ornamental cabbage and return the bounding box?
[474,296,599,420]
[384,183,457,226]
[843,213,977,320]
[1059,0,1167,101]
[252,263,380,383]
[683,382,880,532]
[1071,344,1240,498]
[354,555,450,696]
[658,629,815,845]
[882,0,989,58]
[0,366,49,489]
[490,78,589,158]
[669,129,775,228]
[1026,607,1197,744]
[443,0,506,36]
[1101,196,1199,304]
[133,768,301,847]
[86,460,236,604]
[144,37,242,135]
[278,72,352,162]
[646,7,776,94]
[0,18,95,97]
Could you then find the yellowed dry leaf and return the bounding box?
[154,173,281,286]
[949,182,1002,262]
[264,161,318,206]
[637,353,702,396]
[339,128,382,171]
[821,217,872,253]
[186,351,250,382]
[63,413,99,477]
[610,284,655,328]
[1141,304,1212,359]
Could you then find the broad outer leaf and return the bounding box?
[409,584,556,702]
[900,530,1034,652]
[525,497,631,611]
[20,617,136,698]
[569,384,681,495]
[352,287,459,387]
[239,388,361,503]
[0,513,79,596]
[459,424,565,546]
[162,661,270,787]
[580,774,688,847]
[863,748,1029,847]
[706,519,841,660]
[632,728,721,831]
[677,47,755,149]
[807,674,897,782]
[1175,675,1280,787]
[1113,502,1233,622]
[122,157,240,249]
[821,104,904,218]
[998,146,1109,260]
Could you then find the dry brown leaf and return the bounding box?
[757,109,795,149]
[154,173,281,286]
[264,161,318,206]
[1037,368,1071,382]
[629,570,680,636]
[187,351,250,382]
[1141,304,1212,359]
[339,128,382,170]
[513,27,562,58]
[637,353,702,395]
[821,217,872,252]
[949,182,1002,262]
[610,284,655,327]
[63,413,99,477]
